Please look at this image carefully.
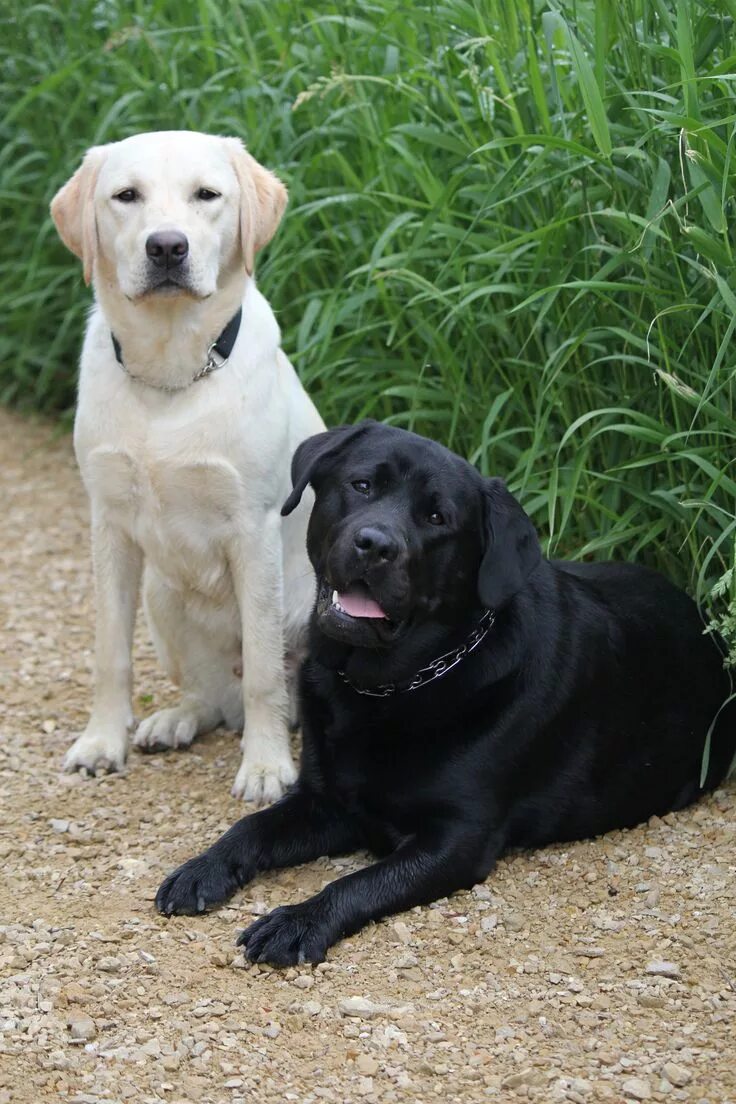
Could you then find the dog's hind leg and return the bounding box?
[133,571,241,752]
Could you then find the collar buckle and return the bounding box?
[194,342,229,383]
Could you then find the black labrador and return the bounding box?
[156,421,735,965]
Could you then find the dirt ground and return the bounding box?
[0,406,735,1104]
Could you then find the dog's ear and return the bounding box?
[50,147,106,286]
[225,138,288,275]
[478,478,542,610]
[281,421,377,517]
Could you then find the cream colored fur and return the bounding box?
[50,130,324,802]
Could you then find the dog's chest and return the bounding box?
[83,445,244,587]
[317,710,446,837]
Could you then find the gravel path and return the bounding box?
[0,407,734,1104]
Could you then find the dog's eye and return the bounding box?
[114,189,139,204]
[196,188,221,201]
[428,511,445,526]
[351,480,371,495]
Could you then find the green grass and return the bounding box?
[1,0,735,641]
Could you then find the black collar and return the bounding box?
[111,307,242,392]
[338,607,495,697]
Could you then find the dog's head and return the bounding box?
[282,421,542,649]
[50,131,287,298]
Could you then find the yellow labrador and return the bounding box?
[50,130,324,802]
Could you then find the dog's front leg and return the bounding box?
[239,826,501,966]
[64,518,142,773]
[228,509,297,804]
[155,788,359,916]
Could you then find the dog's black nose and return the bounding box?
[354,526,398,562]
[146,230,189,268]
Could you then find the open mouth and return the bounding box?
[316,578,401,646]
[330,581,388,620]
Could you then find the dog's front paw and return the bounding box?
[134,706,198,752]
[156,851,247,916]
[231,754,297,805]
[237,899,335,966]
[63,727,129,774]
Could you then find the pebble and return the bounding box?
[502,1067,535,1088]
[622,1076,651,1100]
[356,1055,379,1076]
[68,1015,96,1042]
[97,956,122,972]
[645,960,680,979]
[662,1062,691,1087]
[338,997,384,1018]
[393,921,412,945]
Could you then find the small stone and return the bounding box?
[661,1062,691,1087]
[639,994,665,1009]
[505,913,524,932]
[42,719,56,734]
[393,921,412,945]
[68,1015,96,1041]
[645,960,680,979]
[621,1076,651,1100]
[263,1022,281,1038]
[502,1067,535,1089]
[97,956,121,973]
[293,973,314,989]
[302,1000,322,1016]
[338,996,383,1018]
[49,819,69,833]
[356,1055,379,1076]
[480,915,498,932]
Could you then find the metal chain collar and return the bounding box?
[338,607,495,698]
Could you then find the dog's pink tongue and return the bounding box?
[338,589,387,619]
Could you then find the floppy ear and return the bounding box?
[225,138,288,275]
[50,147,105,285]
[281,421,377,517]
[478,478,542,610]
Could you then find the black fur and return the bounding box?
[156,421,735,966]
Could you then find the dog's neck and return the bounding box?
[94,267,248,391]
[316,604,496,694]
